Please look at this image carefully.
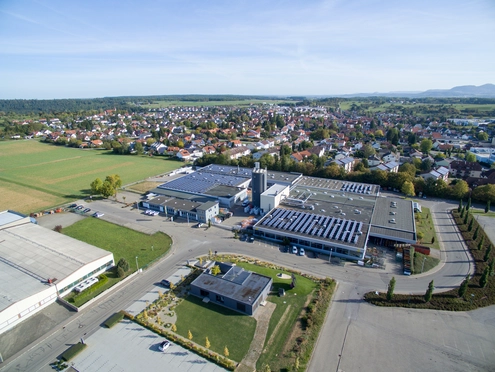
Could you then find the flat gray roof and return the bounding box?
[0,218,113,312]
[0,210,26,227]
[191,265,271,306]
[370,197,416,242]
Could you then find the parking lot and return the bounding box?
[70,320,226,372]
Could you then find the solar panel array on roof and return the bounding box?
[159,171,247,194]
[341,182,373,195]
[260,208,363,244]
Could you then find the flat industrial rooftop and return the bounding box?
[0,217,112,312]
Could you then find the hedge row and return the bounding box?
[122,311,236,371]
[103,310,125,328]
[60,342,87,361]
[364,209,495,311]
[68,274,109,303]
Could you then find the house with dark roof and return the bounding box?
[190,262,272,315]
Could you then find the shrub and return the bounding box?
[117,266,125,278]
[53,225,63,233]
[60,342,87,361]
[104,311,125,328]
[117,258,130,272]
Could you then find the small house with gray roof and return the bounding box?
[189,262,272,315]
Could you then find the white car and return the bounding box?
[299,248,305,256]
[158,340,171,352]
[292,246,298,254]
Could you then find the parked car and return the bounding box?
[68,204,77,208]
[160,279,170,288]
[299,247,305,256]
[248,236,254,243]
[292,246,298,254]
[158,340,171,352]
[240,235,247,242]
[92,212,104,218]
[83,208,91,213]
[76,205,84,210]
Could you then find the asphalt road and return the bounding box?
[1,195,493,372]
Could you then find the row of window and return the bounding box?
[59,260,113,294]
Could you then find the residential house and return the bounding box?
[290,150,312,163]
[177,149,192,162]
[449,160,482,179]
[332,157,355,173]
[421,166,450,182]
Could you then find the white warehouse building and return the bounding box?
[0,211,114,335]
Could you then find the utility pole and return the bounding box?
[135,256,139,271]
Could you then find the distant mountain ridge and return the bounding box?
[341,84,495,98]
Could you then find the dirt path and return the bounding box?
[236,301,276,372]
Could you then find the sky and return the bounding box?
[0,0,494,99]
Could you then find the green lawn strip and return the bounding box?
[365,210,495,311]
[412,252,440,274]
[63,270,121,307]
[62,218,171,272]
[174,295,256,362]
[469,209,495,218]
[415,207,440,249]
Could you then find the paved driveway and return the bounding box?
[70,320,226,372]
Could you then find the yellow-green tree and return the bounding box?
[171,323,177,332]
[205,337,211,349]
[401,181,415,196]
[224,346,229,357]
[188,330,193,340]
[211,265,221,276]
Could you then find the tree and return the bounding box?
[478,235,485,250]
[484,244,492,262]
[465,152,477,162]
[466,197,472,211]
[479,267,489,288]
[117,258,130,272]
[486,200,491,213]
[386,277,396,301]
[473,226,479,240]
[458,276,469,298]
[205,337,211,349]
[188,330,193,340]
[53,225,63,233]
[223,346,229,357]
[468,217,474,232]
[171,323,177,332]
[458,199,463,213]
[417,231,424,243]
[90,178,103,195]
[477,131,489,141]
[401,181,415,196]
[117,266,125,278]
[450,180,469,200]
[460,206,465,218]
[463,211,469,225]
[488,258,495,275]
[211,265,221,276]
[420,139,433,154]
[424,280,434,303]
[362,144,376,159]
[431,237,435,244]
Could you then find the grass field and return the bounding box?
[175,295,257,362]
[62,217,172,271]
[141,99,292,108]
[339,100,495,114]
[415,207,440,249]
[0,140,182,213]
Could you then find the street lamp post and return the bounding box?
[135,256,139,272]
[421,256,427,273]
[328,248,333,263]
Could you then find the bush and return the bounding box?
[104,311,125,328]
[117,258,130,272]
[117,266,125,278]
[60,342,87,361]
[53,225,63,233]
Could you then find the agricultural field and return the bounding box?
[0,140,181,214]
[141,99,292,108]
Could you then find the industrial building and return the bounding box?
[150,164,416,261]
[0,211,114,335]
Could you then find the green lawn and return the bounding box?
[174,295,256,362]
[232,262,318,370]
[62,218,172,271]
[0,140,181,213]
[413,252,440,274]
[415,207,440,249]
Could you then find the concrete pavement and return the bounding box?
[2,196,493,372]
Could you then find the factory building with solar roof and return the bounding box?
[150,163,417,261]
